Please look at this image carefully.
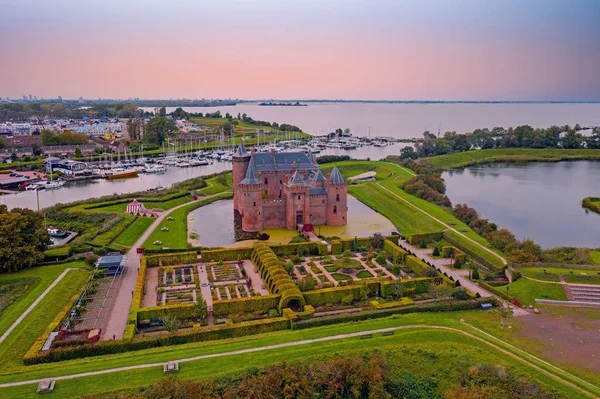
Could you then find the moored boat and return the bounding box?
[107,169,138,180]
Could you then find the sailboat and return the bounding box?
[40,162,65,189]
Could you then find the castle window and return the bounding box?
[253,201,256,207]
[322,199,325,204]
[264,177,268,185]
[298,195,301,200]
[333,205,337,214]
[279,190,282,198]
[336,194,340,202]
[280,179,282,184]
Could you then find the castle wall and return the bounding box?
[308,195,328,225]
[262,199,286,228]
[232,157,249,212]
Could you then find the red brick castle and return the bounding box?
[232,142,347,235]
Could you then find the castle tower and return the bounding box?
[326,165,347,226]
[284,171,311,229]
[238,156,264,232]
[232,141,251,213]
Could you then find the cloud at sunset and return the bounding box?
[1,0,599,100]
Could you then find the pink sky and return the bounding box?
[1,0,599,100]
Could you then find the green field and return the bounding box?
[114,217,155,247]
[90,214,137,247]
[86,195,194,213]
[198,174,233,195]
[143,193,232,249]
[504,277,567,306]
[520,267,600,285]
[0,262,86,337]
[320,160,415,183]
[0,265,89,370]
[589,250,600,264]
[0,279,35,320]
[0,310,596,399]
[423,148,600,169]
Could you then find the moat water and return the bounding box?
[443,161,600,249]
[187,196,396,247]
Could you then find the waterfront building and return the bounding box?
[232,142,347,233]
[126,200,146,215]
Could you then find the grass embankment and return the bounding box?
[503,278,567,306]
[0,279,35,321]
[113,217,155,247]
[424,148,600,169]
[320,160,415,183]
[347,171,506,269]
[0,310,597,399]
[0,262,86,337]
[0,263,89,370]
[520,267,600,285]
[589,250,600,265]
[89,196,193,214]
[143,192,232,249]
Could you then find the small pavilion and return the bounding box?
[126,199,146,215]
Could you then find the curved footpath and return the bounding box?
[0,268,81,345]
[0,323,597,398]
[377,182,507,266]
[102,192,230,340]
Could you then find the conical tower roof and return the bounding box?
[240,157,262,185]
[329,165,344,184]
[287,170,306,187]
[314,169,327,182]
[233,141,249,158]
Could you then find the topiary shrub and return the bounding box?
[419,240,427,249]
[432,247,440,257]
[472,269,480,280]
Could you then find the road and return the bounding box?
[101,193,228,340]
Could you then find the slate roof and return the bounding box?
[253,151,317,172]
[286,170,307,187]
[329,165,344,184]
[313,170,327,182]
[309,187,327,196]
[233,141,249,158]
[240,157,262,185]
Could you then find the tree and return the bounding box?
[399,146,418,160]
[0,205,50,272]
[40,129,59,146]
[160,312,179,332]
[195,299,208,322]
[453,258,462,269]
[429,283,454,300]
[391,279,404,298]
[145,117,178,145]
[127,119,140,140]
[432,247,440,256]
[73,148,83,158]
[472,269,480,280]
[371,233,384,249]
[352,236,359,251]
[158,106,166,117]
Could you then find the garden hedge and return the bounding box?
[442,231,503,271]
[383,239,409,264]
[252,244,306,311]
[478,281,513,302]
[370,297,414,309]
[270,242,327,257]
[128,257,147,325]
[145,252,198,267]
[24,317,289,365]
[331,240,343,255]
[408,231,443,246]
[292,298,497,330]
[282,305,315,323]
[405,255,429,276]
[137,302,205,322]
[441,246,467,264]
[212,295,281,317]
[302,281,380,306]
[201,247,254,262]
[379,277,432,298]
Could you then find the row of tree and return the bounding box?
[400,125,600,159]
[0,103,143,122]
[40,130,89,146]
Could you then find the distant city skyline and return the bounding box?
[2,0,599,101]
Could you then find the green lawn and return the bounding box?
[0,279,35,319]
[90,214,136,247]
[589,250,600,265]
[504,278,567,306]
[0,310,595,399]
[0,266,89,370]
[114,217,155,247]
[143,193,232,249]
[521,267,600,285]
[0,262,87,337]
[320,160,415,184]
[89,195,194,213]
[331,273,352,281]
[199,175,232,195]
[423,148,600,169]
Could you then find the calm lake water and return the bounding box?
[146,102,600,138]
[443,161,600,249]
[188,196,396,247]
